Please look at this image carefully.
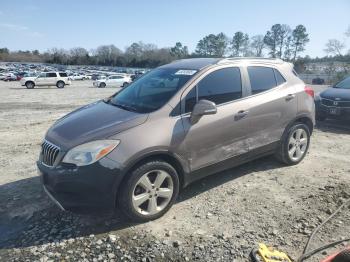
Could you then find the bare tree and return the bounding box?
[250,35,265,57]
[324,39,345,56]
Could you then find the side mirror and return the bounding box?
[190,99,217,124]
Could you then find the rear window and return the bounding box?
[248,66,277,94]
[59,72,68,77]
[274,69,286,86]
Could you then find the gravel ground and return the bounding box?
[0,80,349,262]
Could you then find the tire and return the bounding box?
[56,81,65,88]
[25,81,35,89]
[118,160,179,222]
[275,123,310,165]
[99,82,106,88]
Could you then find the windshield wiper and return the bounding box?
[109,101,138,112]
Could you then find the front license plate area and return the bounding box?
[329,107,340,115]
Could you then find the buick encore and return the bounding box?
[37,58,315,222]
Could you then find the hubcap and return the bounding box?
[288,128,308,161]
[132,170,173,216]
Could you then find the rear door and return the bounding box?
[180,66,250,171]
[47,72,58,85]
[244,66,297,151]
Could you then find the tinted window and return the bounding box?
[59,72,67,77]
[248,66,277,94]
[185,87,197,113]
[48,73,57,77]
[274,69,286,85]
[200,67,241,102]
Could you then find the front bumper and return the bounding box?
[37,157,125,211]
[316,103,350,119]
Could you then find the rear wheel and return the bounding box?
[118,160,179,222]
[99,82,106,88]
[25,81,35,89]
[275,123,310,165]
[56,81,65,88]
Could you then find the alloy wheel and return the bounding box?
[132,170,174,216]
[288,128,308,161]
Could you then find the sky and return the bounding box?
[0,0,349,58]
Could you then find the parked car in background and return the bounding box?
[93,74,131,88]
[70,73,89,80]
[2,73,17,81]
[0,73,7,80]
[20,72,71,89]
[312,77,325,85]
[91,74,107,80]
[38,58,315,222]
[315,75,350,120]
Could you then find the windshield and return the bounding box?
[334,76,350,89]
[108,68,196,113]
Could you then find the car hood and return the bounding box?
[320,88,350,100]
[45,101,148,150]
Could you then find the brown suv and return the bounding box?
[37,58,315,221]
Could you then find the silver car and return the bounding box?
[37,58,315,222]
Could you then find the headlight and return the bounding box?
[62,140,120,166]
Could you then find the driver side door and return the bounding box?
[180,66,250,172]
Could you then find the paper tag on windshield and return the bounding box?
[175,70,197,76]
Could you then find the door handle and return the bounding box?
[234,110,249,120]
[285,94,296,101]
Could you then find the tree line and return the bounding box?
[0,24,349,68]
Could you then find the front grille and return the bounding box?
[321,98,350,108]
[41,140,60,166]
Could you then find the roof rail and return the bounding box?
[217,57,285,65]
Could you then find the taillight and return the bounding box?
[304,86,314,98]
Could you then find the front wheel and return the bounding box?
[275,123,310,165]
[118,160,179,222]
[99,82,106,88]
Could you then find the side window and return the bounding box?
[198,67,242,105]
[184,67,242,113]
[59,72,67,77]
[48,73,57,77]
[248,66,277,94]
[185,87,197,113]
[39,73,47,78]
[274,69,286,86]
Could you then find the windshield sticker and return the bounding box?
[175,70,197,76]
